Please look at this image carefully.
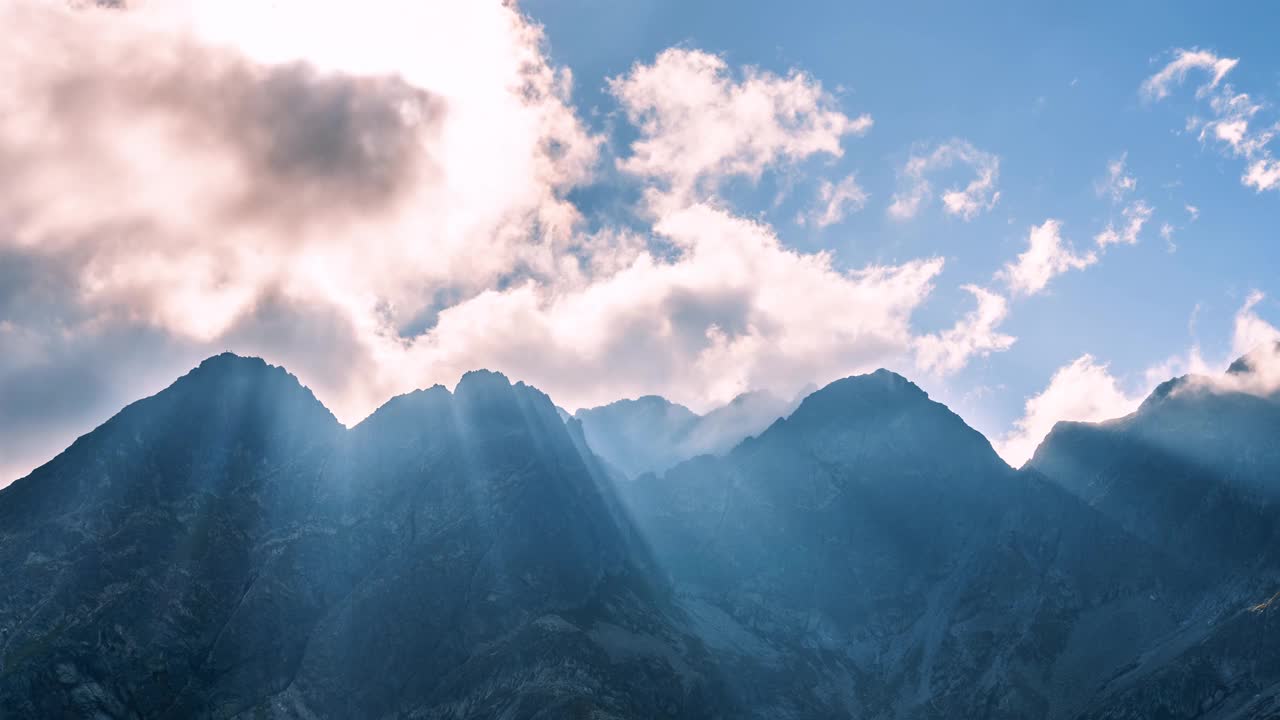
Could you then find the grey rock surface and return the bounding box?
[4,353,1280,718]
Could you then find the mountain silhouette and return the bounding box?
[0,355,726,719]
[2,353,1279,718]
[574,389,796,479]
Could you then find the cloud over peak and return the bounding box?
[996,354,1144,467]
[2,1,994,484]
[998,292,1280,467]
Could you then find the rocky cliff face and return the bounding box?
[1027,361,1280,720]
[620,369,1200,719]
[3,354,1280,719]
[0,355,730,719]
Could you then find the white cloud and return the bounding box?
[1160,222,1177,252]
[996,355,1146,467]
[998,292,1280,467]
[1185,204,1200,221]
[1095,200,1153,247]
[1144,48,1280,193]
[1140,48,1238,101]
[1232,291,1280,359]
[3,3,994,485]
[888,140,1001,221]
[394,202,946,412]
[997,160,1151,301]
[805,174,868,227]
[914,285,1015,375]
[1000,219,1098,296]
[608,48,872,202]
[1093,155,1153,248]
[1097,152,1138,202]
[1159,291,1280,398]
[0,0,602,345]
[1245,158,1280,191]
[1201,90,1271,157]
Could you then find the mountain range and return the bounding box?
[2,350,1279,719]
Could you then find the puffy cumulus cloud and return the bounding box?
[1097,152,1138,202]
[888,140,1000,221]
[608,48,872,202]
[0,0,600,480]
[1244,158,1280,191]
[1140,49,1238,101]
[1095,200,1153,248]
[397,203,945,412]
[1,3,985,485]
[804,174,869,227]
[1000,220,1098,296]
[996,355,1146,467]
[0,0,600,345]
[1144,48,1280,192]
[914,285,1015,375]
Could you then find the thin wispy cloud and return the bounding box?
[804,174,869,227]
[1097,152,1138,203]
[1141,48,1238,101]
[1144,48,1280,192]
[888,139,1001,221]
[1095,200,1154,247]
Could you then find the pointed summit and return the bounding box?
[744,368,1007,475]
[0,353,342,534]
[574,396,701,478]
[1227,340,1280,377]
[454,368,513,392]
[786,368,927,424]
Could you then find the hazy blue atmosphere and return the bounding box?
[3,0,1278,484]
[525,0,1280,442]
[3,3,1280,719]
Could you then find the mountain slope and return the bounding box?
[619,369,1193,719]
[5,355,1280,719]
[1028,354,1280,719]
[0,355,730,719]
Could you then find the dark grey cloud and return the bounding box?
[18,42,443,233]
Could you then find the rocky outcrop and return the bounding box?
[5,354,1280,718]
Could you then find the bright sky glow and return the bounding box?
[1,0,1278,482]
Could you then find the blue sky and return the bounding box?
[525,0,1280,447]
[1,0,1278,482]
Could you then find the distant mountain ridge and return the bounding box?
[3,351,1280,718]
[573,388,799,479]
